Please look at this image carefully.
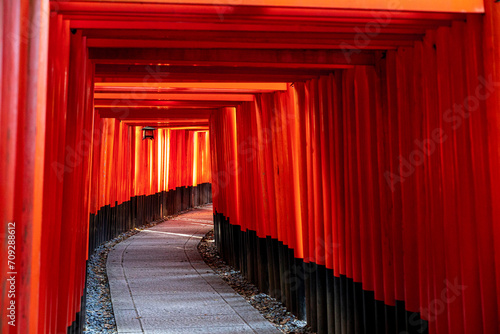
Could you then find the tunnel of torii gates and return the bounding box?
[2,0,500,333]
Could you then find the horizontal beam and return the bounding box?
[94,65,336,82]
[94,92,255,102]
[149,0,484,13]
[94,88,282,94]
[122,120,209,124]
[94,100,242,108]
[89,48,375,66]
[97,108,211,119]
[68,16,455,31]
[94,74,321,83]
[73,20,427,34]
[124,119,208,123]
[94,64,334,76]
[94,88,280,94]
[94,82,288,93]
[122,119,209,123]
[124,121,209,130]
[82,29,423,51]
[86,38,415,50]
[54,2,472,19]
[95,82,287,90]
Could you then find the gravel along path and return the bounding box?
[85,241,118,333]
[198,229,314,334]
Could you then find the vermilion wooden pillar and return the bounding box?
[38,13,71,334]
[0,0,49,333]
[483,1,500,328]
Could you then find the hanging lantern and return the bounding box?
[142,126,155,140]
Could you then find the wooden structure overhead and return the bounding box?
[51,0,480,128]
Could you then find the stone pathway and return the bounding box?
[107,205,279,334]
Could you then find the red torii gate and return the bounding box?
[1,1,500,333]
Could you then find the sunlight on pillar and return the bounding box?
[291,87,304,259]
[166,129,171,191]
[193,131,199,186]
[157,130,163,192]
[230,107,240,224]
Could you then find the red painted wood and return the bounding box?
[88,48,375,67]
[209,18,500,328]
[483,2,500,329]
[0,0,48,332]
[3,1,500,333]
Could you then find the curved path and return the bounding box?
[107,205,279,334]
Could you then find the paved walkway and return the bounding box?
[107,205,279,334]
